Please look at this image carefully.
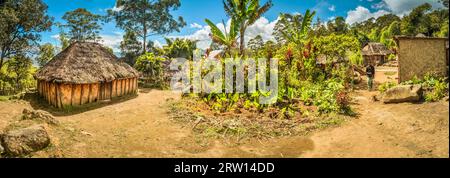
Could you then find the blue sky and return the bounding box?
[40,0,445,52]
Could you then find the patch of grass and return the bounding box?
[167,99,350,143]
[378,82,397,93]
[0,95,11,101]
[384,71,397,76]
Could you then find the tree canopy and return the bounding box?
[36,43,55,68]
[0,0,53,69]
[61,8,105,43]
[109,0,186,53]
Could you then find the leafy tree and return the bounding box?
[401,3,432,36]
[437,21,449,37]
[312,17,328,37]
[6,54,34,92]
[439,0,449,8]
[313,34,361,65]
[36,43,55,67]
[350,29,370,47]
[247,35,264,54]
[368,28,380,42]
[109,0,186,53]
[223,0,273,55]
[428,9,449,37]
[61,8,104,43]
[277,10,316,47]
[205,18,239,56]
[134,52,166,86]
[375,14,400,30]
[260,40,276,59]
[54,23,70,51]
[380,21,401,48]
[272,16,288,44]
[0,0,53,70]
[352,17,376,35]
[163,38,197,60]
[120,30,142,65]
[327,16,348,34]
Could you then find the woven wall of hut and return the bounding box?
[396,37,448,83]
[37,77,138,108]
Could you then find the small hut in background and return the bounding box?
[362,42,394,66]
[34,42,139,108]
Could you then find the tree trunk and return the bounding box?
[240,27,245,57]
[142,19,147,54]
[0,53,4,70]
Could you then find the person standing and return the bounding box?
[366,64,375,91]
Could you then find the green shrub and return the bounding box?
[425,79,448,102]
[378,82,397,93]
[401,74,448,102]
[134,52,167,88]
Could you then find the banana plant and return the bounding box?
[205,18,239,56]
[279,10,316,47]
[223,0,273,56]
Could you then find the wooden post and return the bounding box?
[80,84,84,105]
[88,84,92,103]
[70,84,74,106]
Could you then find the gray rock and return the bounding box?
[2,125,50,156]
[22,108,59,125]
[382,85,422,104]
[0,142,4,154]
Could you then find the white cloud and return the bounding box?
[371,2,386,9]
[153,40,163,48]
[111,5,123,12]
[99,32,123,53]
[345,6,389,24]
[382,0,444,16]
[312,0,333,15]
[328,5,336,11]
[170,17,279,50]
[190,23,203,29]
[168,25,212,49]
[346,0,444,25]
[244,17,278,43]
[51,34,60,40]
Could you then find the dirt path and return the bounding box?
[1,88,448,158]
[301,90,449,158]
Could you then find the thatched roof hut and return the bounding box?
[362,42,394,66]
[35,42,140,108]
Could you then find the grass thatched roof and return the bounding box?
[362,42,394,56]
[35,42,139,84]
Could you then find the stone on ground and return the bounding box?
[22,108,59,125]
[382,85,422,104]
[1,125,51,156]
[0,141,4,154]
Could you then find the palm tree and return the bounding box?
[205,18,239,56]
[223,0,273,56]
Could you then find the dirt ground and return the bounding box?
[0,91,448,158]
[0,67,448,158]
